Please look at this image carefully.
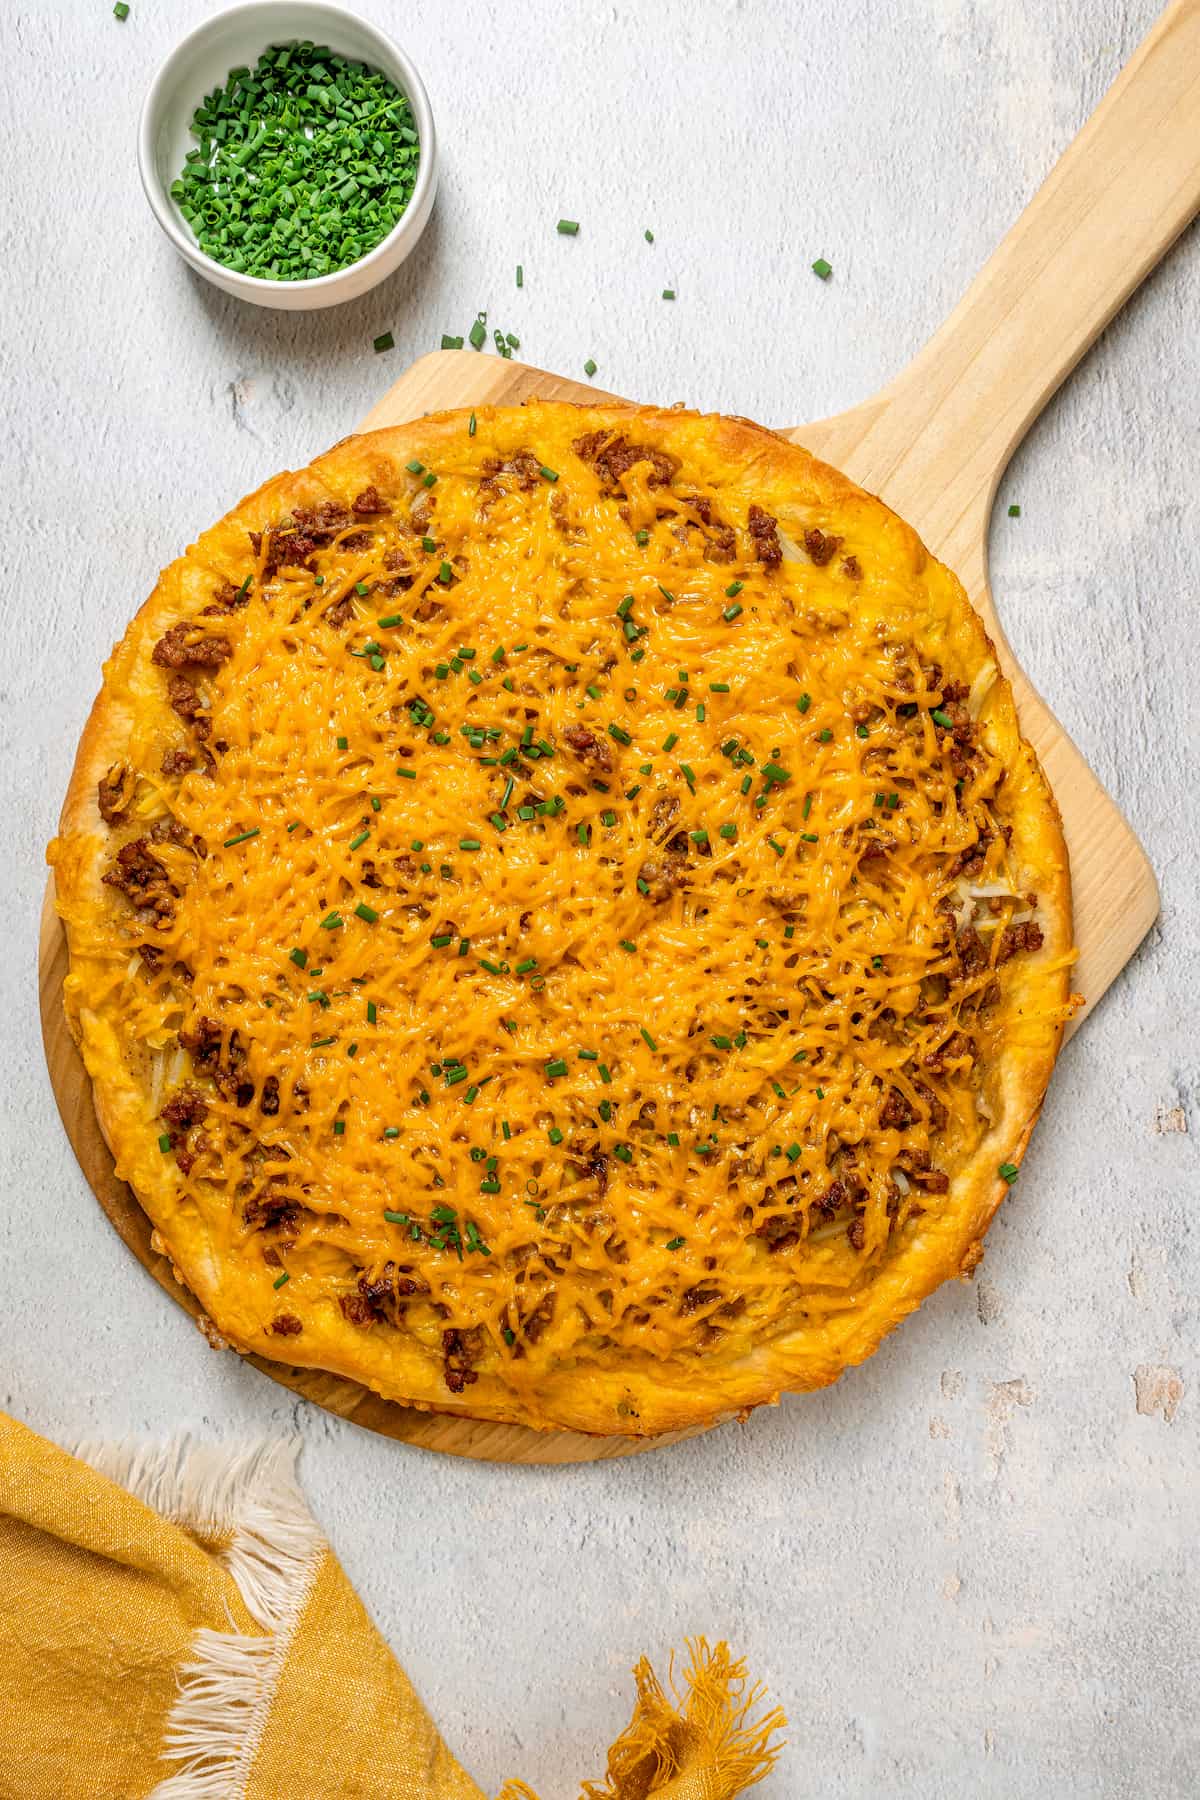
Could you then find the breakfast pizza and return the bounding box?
[48,403,1074,1435]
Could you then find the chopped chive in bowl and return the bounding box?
[169,44,421,282]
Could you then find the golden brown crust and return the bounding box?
[50,404,1073,1436]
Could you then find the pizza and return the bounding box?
[48,403,1074,1436]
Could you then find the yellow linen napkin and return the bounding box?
[0,1411,783,1798]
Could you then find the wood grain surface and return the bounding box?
[42,2,1198,1462]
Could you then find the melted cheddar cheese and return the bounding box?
[50,404,1074,1434]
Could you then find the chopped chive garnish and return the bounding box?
[396,767,416,781]
[614,1143,633,1163]
[640,1027,658,1051]
[223,827,259,847]
[1008,504,1021,517]
[584,358,597,377]
[516,264,524,287]
[539,465,559,482]
[812,257,832,279]
[459,837,481,851]
[546,1057,569,1078]
[665,1237,685,1251]
[349,829,370,850]
[373,332,394,353]
[273,1270,290,1288]
[289,947,307,968]
[319,911,342,930]
[333,1120,345,1136]
[931,708,954,728]
[158,1132,172,1153]
[999,1162,1019,1183]
[113,1,130,16]
[442,335,464,350]
[662,288,676,300]
[556,219,580,235]
[354,901,379,925]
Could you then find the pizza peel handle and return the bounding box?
[791,0,1200,564]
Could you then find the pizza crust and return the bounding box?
[50,404,1072,1436]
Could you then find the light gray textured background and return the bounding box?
[2,2,1197,1795]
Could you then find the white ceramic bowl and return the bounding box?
[138,2,437,310]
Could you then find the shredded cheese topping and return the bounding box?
[70,409,1059,1413]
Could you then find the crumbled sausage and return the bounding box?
[746,503,782,568]
[841,555,862,580]
[804,527,841,566]
[260,1075,280,1116]
[97,763,135,825]
[442,1326,483,1393]
[270,1314,303,1337]
[101,839,172,917]
[180,1014,223,1070]
[879,1087,916,1130]
[160,747,196,776]
[201,579,250,617]
[161,1086,208,1131]
[997,920,1044,962]
[572,430,679,492]
[151,623,233,670]
[352,485,389,515]
[563,722,614,771]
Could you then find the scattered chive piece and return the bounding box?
[354,901,378,924]
[273,1270,290,1288]
[377,613,402,628]
[1008,503,1021,517]
[662,288,676,300]
[319,910,343,930]
[797,693,811,714]
[546,1057,569,1078]
[812,257,833,279]
[439,560,453,584]
[613,1143,633,1163]
[663,732,678,752]
[459,837,481,852]
[113,1,130,14]
[644,228,654,242]
[725,581,743,598]
[406,459,423,475]
[584,358,597,377]
[999,1162,1019,1184]
[333,1120,345,1136]
[441,335,464,349]
[223,827,260,847]
[667,1131,680,1147]
[723,602,743,621]
[384,1209,408,1223]
[423,471,437,488]
[289,948,307,968]
[349,829,370,850]
[469,412,477,437]
[819,728,832,742]
[469,316,487,349]
[367,1001,377,1024]
[665,1237,685,1251]
[516,264,524,287]
[396,767,416,781]
[158,1132,171,1153]
[640,1027,658,1051]
[373,331,394,353]
[931,708,954,729]
[336,735,349,750]
[557,219,580,235]
[539,465,559,482]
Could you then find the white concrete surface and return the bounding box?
[2,2,1197,1795]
